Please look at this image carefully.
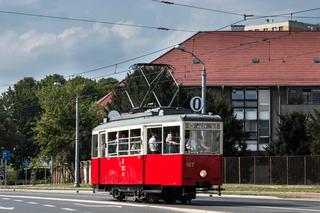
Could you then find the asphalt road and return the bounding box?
[0,190,319,213]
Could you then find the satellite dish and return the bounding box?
[108,110,121,119]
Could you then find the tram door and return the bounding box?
[143,126,162,184]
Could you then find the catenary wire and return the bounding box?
[0,9,198,33]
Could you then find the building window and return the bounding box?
[232,87,270,151]
[278,26,284,31]
[232,88,244,100]
[288,88,320,105]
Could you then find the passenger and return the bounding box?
[149,133,160,154]
[166,133,179,153]
[185,131,198,153]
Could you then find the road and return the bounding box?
[0,190,319,213]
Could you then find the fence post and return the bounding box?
[304,156,307,185]
[224,158,226,184]
[286,156,289,185]
[238,157,241,184]
[269,157,272,184]
[253,156,256,184]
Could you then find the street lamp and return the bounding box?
[53,82,80,187]
[175,44,207,114]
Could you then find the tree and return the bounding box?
[307,109,320,155]
[0,99,21,152]
[206,89,247,156]
[1,77,40,169]
[34,75,107,170]
[266,112,310,156]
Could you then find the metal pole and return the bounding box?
[4,159,7,188]
[74,94,80,187]
[201,63,206,115]
[25,169,27,185]
[44,168,47,184]
[50,156,53,185]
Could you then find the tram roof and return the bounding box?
[93,108,222,131]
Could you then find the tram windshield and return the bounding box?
[185,122,222,154]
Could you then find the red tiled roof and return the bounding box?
[97,91,113,106]
[153,31,320,86]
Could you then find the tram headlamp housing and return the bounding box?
[200,170,207,178]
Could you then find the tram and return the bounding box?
[91,108,224,203]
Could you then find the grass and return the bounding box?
[224,184,320,193]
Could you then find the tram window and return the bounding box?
[107,132,117,156]
[99,133,106,157]
[185,128,221,154]
[91,134,98,158]
[130,129,141,155]
[118,130,129,156]
[164,126,180,154]
[147,128,162,154]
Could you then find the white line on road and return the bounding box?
[27,201,39,205]
[253,206,320,212]
[43,204,56,208]
[74,203,122,208]
[0,195,227,213]
[61,208,77,211]
[0,206,14,210]
[14,200,23,202]
[2,198,11,200]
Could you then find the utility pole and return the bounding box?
[175,45,207,114]
[201,63,206,114]
[74,94,80,187]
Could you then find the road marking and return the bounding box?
[0,206,14,210]
[61,208,77,211]
[254,206,320,212]
[14,200,23,202]
[27,201,38,205]
[0,195,227,213]
[43,204,56,208]
[74,203,122,208]
[2,198,10,200]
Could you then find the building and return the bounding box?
[243,20,320,32]
[152,31,320,152]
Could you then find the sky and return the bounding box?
[0,0,319,93]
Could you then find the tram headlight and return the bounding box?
[199,170,207,178]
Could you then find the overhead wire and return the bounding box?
[152,0,320,21]
[66,45,176,77]
[0,9,198,33]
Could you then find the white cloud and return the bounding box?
[111,21,140,39]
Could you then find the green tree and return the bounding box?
[266,112,310,156]
[206,89,247,156]
[34,75,106,170]
[307,109,320,155]
[0,99,21,151]
[1,77,40,169]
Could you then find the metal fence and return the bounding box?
[224,156,320,185]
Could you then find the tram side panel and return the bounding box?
[99,156,144,185]
[143,155,162,185]
[91,158,100,185]
[182,155,223,187]
[161,155,183,186]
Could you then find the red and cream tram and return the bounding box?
[91,108,223,203]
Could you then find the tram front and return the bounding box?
[182,115,223,194]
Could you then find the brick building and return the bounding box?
[152,31,320,152]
